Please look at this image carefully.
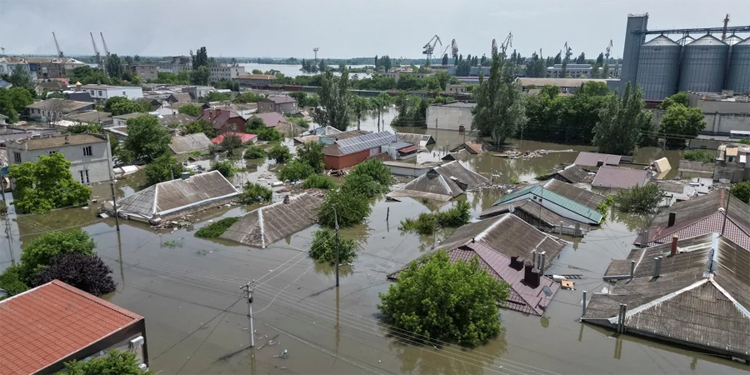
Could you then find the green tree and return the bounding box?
[9,64,34,91]
[442,54,449,66]
[9,153,91,214]
[105,54,123,79]
[0,265,29,297]
[233,91,264,104]
[731,182,750,204]
[210,160,236,178]
[256,127,283,142]
[309,228,358,264]
[239,182,272,204]
[178,104,202,117]
[144,154,185,186]
[472,55,527,147]
[659,104,705,149]
[296,141,325,173]
[19,229,96,282]
[378,250,510,347]
[105,96,150,116]
[32,253,116,296]
[252,69,263,74]
[220,134,243,156]
[683,150,716,163]
[278,159,315,181]
[267,143,292,163]
[63,350,152,375]
[0,87,34,123]
[348,158,393,188]
[592,83,651,155]
[350,95,371,131]
[314,70,351,131]
[613,184,667,214]
[203,92,231,102]
[302,174,336,189]
[181,119,214,138]
[658,92,689,110]
[191,66,210,85]
[318,188,371,228]
[244,145,266,160]
[192,47,209,68]
[122,116,171,162]
[246,117,267,131]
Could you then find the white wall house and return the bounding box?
[80,84,144,102]
[6,134,113,185]
[209,65,245,83]
[0,58,31,76]
[425,102,476,131]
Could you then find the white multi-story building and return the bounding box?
[546,63,593,78]
[209,65,245,83]
[79,84,144,102]
[6,134,113,185]
[0,57,31,76]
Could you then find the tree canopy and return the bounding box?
[309,228,358,264]
[613,184,667,214]
[0,87,34,123]
[144,154,185,187]
[318,188,371,228]
[8,153,92,214]
[314,70,351,131]
[178,104,202,117]
[592,83,652,155]
[122,116,171,163]
[378,250,510,347]
[731,182,750,204]
[472,55,527,147]
[296,141,325,173]
[63,350,152,375]
[105,96,150,116]
[659,102,705,149]
[33,253,116,296]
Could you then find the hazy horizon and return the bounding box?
[2,0,748,60]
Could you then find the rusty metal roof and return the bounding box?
[0,280,143,375]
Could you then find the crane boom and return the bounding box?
[52,32,63,58]
[605,40,613,60]
[422,35,442,65]
[100,32,110,56]
[722,14,730,40]
[500,32,513,58]
[90,32,101,63]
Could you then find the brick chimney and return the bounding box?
[670,235,679,256]
[509,256,525,271]
[524,261,540,288]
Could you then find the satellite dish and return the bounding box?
[542,285,553,297]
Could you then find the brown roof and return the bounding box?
[201,108,245,130]
[26,99,92,113]
[555,164,590,183]
[0,280,143,375]
[261,95,296,104]
[11,134,106,150]
[574,151,622,168]
[168,92,193,103]
[479,199,592,234]
[592,166,650,189]
[252,112,286,128]
[451,141,483,154]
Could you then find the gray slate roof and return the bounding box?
[584,233,750,360]
[169,133,213,154]
[395,132,435,148]
[543,179,605,211]
[389,161,489,201]
[220,190,326,248]
[592,166,650,189]
[555,164,589,183]
[116,171,239,221]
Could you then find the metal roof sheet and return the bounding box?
[335,131,397,155]
[494,184,603,223]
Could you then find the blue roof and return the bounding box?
[0,79,12,89]
[494,185,603,223]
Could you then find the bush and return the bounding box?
[341,173,384,198]
[63,350,152,374]
[278,159,315,181]
[20,229,96,282]
[246,117,266,131]
[309,228,358,264]
[349,158,393,188]
[195,217,240,238]
[267,144,292,163]
[613,184,667,214]
[0,265,29,298]
[32,253,116,297]
[144,155,185,187]
[296,141,325,173]
[318,189,371,228]
[732,182,750,204]
[596,195,615,217]
[256,127,283,142]
[239,182,272,204]
[210,160,236,178]
[244,146,266,160]
[399,213,437,235]
[400,201,471,235]
[683,150,716,163]
[221,134,243,156]
[178,104,202,117]
[302,175,336,190]
[378,250,509,347]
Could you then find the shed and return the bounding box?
[592,166,650,189]
[395,132,436,149]
[583,233,750,361]
[115,171,239,223]
[169,133,213,154]
[450,141,483,154]
[389,160,489,201]
[220,190,326,248]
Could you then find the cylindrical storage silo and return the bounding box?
[725,35,743,46]
[726,37,750,94]
[635,35,681,100]
[678,34,728,93]
[676,36,695,46]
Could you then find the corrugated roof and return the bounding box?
[220,190,326,248]
[389,161,489,201]
[169,133,213,154]
[117,171,239,220]
[574,152,622,167]
[592,166,649,189]
[395,132,436,147]
[584,234,750,359]
[479,199,592,234]
[0,280,143,375]
[450,141,483,154]
[333,131,397,156]
[555,164,590,183]
[493,184,603,224]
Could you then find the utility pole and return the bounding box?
[334,207,340,287]
[110,180,120,231]
[242,281,255,347]
[721,187,731,236]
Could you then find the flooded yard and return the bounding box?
[1,108,745,374]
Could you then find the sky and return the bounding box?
[1,0,749,60]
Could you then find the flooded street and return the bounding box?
[2,108,746,374]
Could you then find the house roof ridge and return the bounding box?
[607,278,709,323]
[709,277,750,320]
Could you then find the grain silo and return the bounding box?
[636,35,681,100]
[676,36,695,46]
[725,35,743,46]
[678,34,729,93]
[726,37,750,94]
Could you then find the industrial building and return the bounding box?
[620,14,750,100]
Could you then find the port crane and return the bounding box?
[451,39,458,63]
[499,32,513,58]
[52,32,63,58]
[90,32,102,66]
[422,35,442,65]
[100,32,111,57]
[605,40,613,60]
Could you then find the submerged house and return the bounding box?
[395,132,435,150]
[389,161,489,202]
[114,171,239,223]
[583,233,750,362]
[574,151,630,169]
[450,141,483,154]
[592,166,650,190]
[169,133,213,155]
[390,214,569,315]
[537,164,590,184]
[323,131,398,170]
[635,189,750,250]
[220,190,326,248]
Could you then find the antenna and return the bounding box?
[52,32,63,58]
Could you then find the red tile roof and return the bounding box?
[0,280,143,375]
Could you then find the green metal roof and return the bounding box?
[493,185,603,223]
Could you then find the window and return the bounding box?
[98,90,103,96]
[13,152,21,163]
[79,170,90,184]
[123,91,127,96]
[49,150,57,155]
[83,146,92,156]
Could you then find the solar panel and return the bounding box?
[337,131,397,155]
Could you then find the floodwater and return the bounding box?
[2,109,746,374]
[239,63,372,79]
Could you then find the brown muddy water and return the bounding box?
[1,108,745,374]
